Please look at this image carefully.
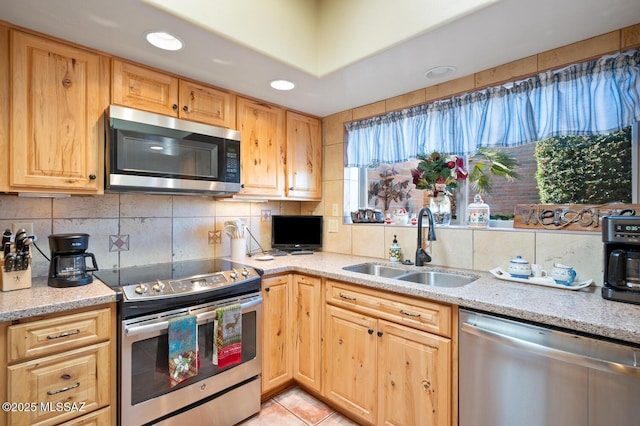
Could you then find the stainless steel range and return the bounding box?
[94,258,262,426]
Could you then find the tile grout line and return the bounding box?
[270,396,336,426]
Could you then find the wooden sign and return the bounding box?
[513,203,640,231]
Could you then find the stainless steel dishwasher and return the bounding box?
[459,309,640,426]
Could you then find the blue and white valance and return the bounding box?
[345,49,640,167]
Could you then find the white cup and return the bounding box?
[531,264,547,278]
[551,263,577,285]
[230,237,246,259]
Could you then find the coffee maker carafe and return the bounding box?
[602,216,640,304]
[48,233,98,288]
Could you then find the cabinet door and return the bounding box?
[112,60,179,117]
[179,80,236,128]
[378,319,451,426]
[7,341,111,426]
[286,111,322,200]
[324,305,377,425]
[10,31,107,192]
[236,97,285,197]
[261,275,293,393]
[292,274,322,393]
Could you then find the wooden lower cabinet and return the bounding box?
[2,304,115,426]
[325,305,378,424]
[261,274,293,393]
[324,280,452,426]
[377,319,451,426]
[292,274,323,393]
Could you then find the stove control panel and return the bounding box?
[121,267,258,301]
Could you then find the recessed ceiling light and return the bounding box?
[424,66,456,79]
[270,79,295,91]
[145,31,183,51]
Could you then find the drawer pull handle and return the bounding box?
[338,293,356,301]
[47,382,80,395]
[47,329,80,340]
[400,310,421,318]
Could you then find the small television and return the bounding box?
[271,215,323,252]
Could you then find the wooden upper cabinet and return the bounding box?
[10,31,108,193]
[179,79,236,128]
[237,97,286,197]
[112,60,179,117]
[286,111,322,200]
[112,60,236,128]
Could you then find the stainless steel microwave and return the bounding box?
[105,105,241,196]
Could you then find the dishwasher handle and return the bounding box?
[461,322,640,379]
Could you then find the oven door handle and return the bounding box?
[194,296,263,323]
[124,296,263,337]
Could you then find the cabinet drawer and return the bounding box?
[326,280,452,337]
[8,308,111,362]
[7,341,111,426]
[58,406,111,426]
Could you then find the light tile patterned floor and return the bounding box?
[239,386,360,425]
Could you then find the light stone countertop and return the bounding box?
[0,276,117,322]
[239,252,640,346]
[2,252,639,346]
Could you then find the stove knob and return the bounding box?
[241,268,250,277]
[229,269,239,280]
[152,280,165,293]
[135,283,148,295]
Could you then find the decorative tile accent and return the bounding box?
[261,210,272,222]
[109,234,130,252]
[208,230,222,245]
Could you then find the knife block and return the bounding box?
[0,260,32,291]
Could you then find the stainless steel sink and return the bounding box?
[396,271,477,288]
[342,263,407,278]
[343,263,478,287]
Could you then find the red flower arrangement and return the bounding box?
[411,151,468,196]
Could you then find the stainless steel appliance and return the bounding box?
[459,309,640,426]
[94,259,262,426]
[48,233,98,288]
[603,215,640,304]
[105,105,241,196]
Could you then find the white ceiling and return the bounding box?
[1,0,639,118]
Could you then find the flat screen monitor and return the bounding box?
[271,215,323,252]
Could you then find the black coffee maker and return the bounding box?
[602,216,640,304]
[48,233,98,288]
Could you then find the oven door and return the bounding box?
[120,293,261,426]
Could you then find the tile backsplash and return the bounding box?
[0,194,301,277]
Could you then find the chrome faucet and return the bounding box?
[416,206,437,266]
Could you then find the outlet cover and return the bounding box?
[328,219,339,233]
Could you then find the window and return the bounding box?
[347,124,637,224]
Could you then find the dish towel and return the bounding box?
[168,315,198,387]
[212,303,242,368]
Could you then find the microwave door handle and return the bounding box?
[195,296,263,324]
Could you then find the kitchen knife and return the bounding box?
[1,229,11,247]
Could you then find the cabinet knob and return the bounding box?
[377,331,383,337]
[183,105,189,112]
[62,78,72,88]
[172,104,178,111]
[368,329,374,335]
[264,287,270,292]
[88,174,96,180]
